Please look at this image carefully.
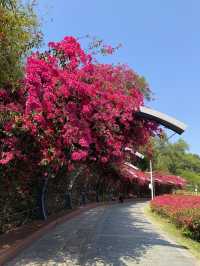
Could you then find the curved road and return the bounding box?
[7,202,198,266]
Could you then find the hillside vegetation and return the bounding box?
[152,136,200,189]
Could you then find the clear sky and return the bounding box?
[37,0,200,155]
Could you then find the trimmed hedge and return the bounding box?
[150,195,200,241]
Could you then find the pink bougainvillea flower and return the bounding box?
[101,156,108,163]
[0,152,14,165]
[71,150,88,161]
[82,104,91,114]
[3,122,13,132]
[79,138,89,148]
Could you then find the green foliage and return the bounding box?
[136,76,152,101]
[177,170,200,188]
[0,0,42,89]
[151,135,200,188]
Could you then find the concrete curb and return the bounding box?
[0,202,103,265]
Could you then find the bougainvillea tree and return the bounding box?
[0,36,159,178]
[119,163,186,188]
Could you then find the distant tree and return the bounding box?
[151,135,200,187]
[0,0,42,89]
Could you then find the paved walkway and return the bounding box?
[7,202,198,266]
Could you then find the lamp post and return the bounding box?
[149,160,154,200]
[125,147,155,199]
[195,185,198,196]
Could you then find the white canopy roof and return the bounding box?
[137,106,187,134]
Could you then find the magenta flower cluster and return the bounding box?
[0,36,159,181]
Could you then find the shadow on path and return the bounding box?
[7,201,195,266]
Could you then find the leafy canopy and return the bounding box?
[0,0,42,89]
[151,135,200,187]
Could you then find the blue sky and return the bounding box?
[37,0,200,155]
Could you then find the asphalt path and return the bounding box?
[7,201,198,266]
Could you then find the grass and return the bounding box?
[144,204,200,262]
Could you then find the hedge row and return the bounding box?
[150,195,200,241]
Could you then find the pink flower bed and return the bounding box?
[151,195,200,241]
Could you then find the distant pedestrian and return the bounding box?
[119,195,124,203]
[81,191,86,205]
[65,191,72,209]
